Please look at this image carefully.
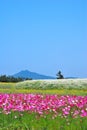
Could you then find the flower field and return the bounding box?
[0,94,87,130]
[0,79,87,129]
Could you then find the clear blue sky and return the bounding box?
[0,0,87,78]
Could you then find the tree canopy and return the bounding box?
[56,71,64,79]
[0,75,32,82]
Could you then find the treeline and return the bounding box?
[0,75,32,82]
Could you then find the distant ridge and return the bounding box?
[65,77,78,79]
[13,70,56,80]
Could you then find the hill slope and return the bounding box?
[16,78,87,90]
[13,70,55,80]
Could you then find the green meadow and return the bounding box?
[0,111,87,130]
[0,79,87,130]
[0,79,87,95]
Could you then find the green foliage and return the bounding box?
[56,71,64,79]
[0,75,32,82]
[0,111,87,130]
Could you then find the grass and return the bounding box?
[15,79,87,90]
[0,88,87,95]
[0,79,87,95]
[0,82,15,89]
[0,111,87,130]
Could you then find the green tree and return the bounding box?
[56,70,64,79]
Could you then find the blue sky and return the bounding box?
[0,0,87,78]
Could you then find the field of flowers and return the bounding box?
[0,79,87,129]
[0,93,87,130]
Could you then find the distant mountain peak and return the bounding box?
[13,70,55,80]
[20,70,30,72]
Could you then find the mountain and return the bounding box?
[65,77,78,79]
[13,70,56,80]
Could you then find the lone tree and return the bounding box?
[56,70,64,79]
